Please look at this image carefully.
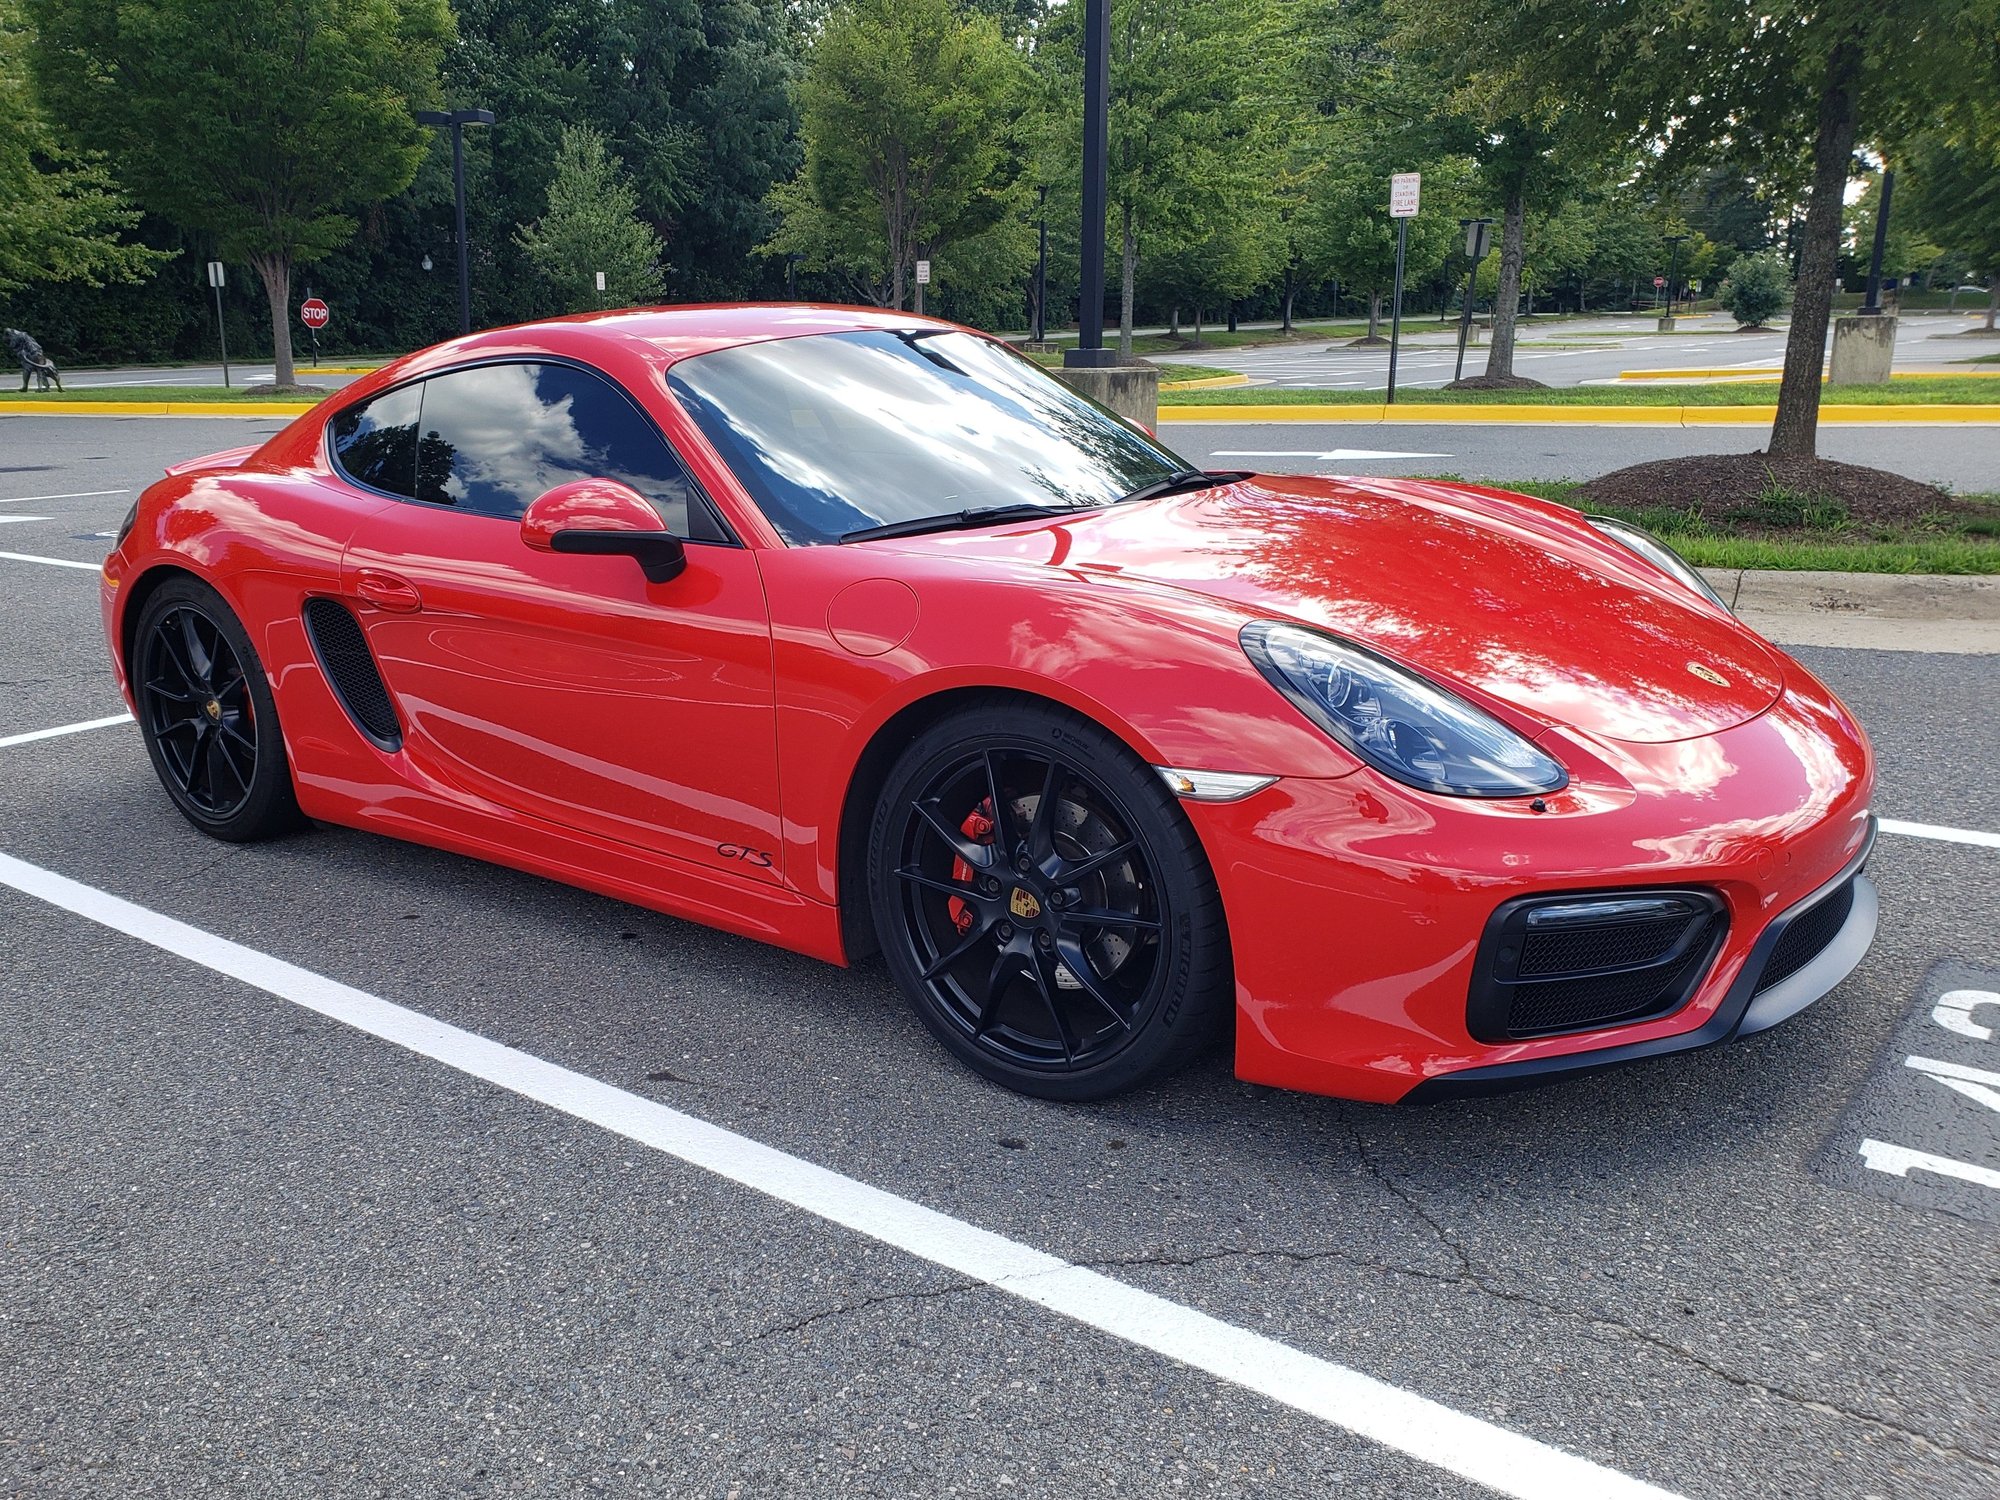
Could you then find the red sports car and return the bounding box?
[101,305,1877,1104]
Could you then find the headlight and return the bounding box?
[1241,622,1567,798]
[1584,515,1729,611]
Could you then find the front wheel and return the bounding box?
[868,700,1232,1101]
[132,576,304,842]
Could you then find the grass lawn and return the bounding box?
[1163,376,2000,406]
[1,385,322,403]
[1459,477,2000,574]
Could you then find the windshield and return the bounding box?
[666,329,1187,545]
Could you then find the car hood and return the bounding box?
[898,474,1786,746]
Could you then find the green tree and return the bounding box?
[516,125,669,310]
[767,0,1028,311]
[1391,0,2000,453]
[0,0,165,293]
[29,0,451,386]
[1901,128,2000,329]
[1718,250,1792,328]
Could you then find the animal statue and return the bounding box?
[6,328,62,392]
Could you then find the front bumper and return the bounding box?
[1402,825,1876,1101]
[1192,663,1876,1103]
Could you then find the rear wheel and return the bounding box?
[868,700,1231,1100]
[133,576,304,842]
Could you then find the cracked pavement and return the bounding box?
[3,419,1998,1498]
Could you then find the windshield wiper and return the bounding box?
[840,503,1076,544]
[1115,469,1250,506]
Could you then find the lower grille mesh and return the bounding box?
[1754,878,1855,995]
[1467,890,1726,1043]
[303,597,401,749]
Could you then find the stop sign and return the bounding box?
[300,297,330,329]
[1653,276,1666,288]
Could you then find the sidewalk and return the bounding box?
[1703,570,2000,653]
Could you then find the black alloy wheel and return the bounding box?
[133,577,304,841]
[870,700,1231,1100]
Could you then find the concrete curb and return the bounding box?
[1158,403,2000,425]
[1701,569,2000,654]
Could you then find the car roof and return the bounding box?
[424,303,963,367]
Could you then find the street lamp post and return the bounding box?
[1861,168,1895,315]
[1662,234,1688,320]
[416,107,495,336]
[1034,185,1049,344]
[1063,0,1114,370]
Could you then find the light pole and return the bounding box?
[1063,0,1114,369]
[1861,168,1895,315]
[1033,185,1049,344]
[416,107,495,335]
[1662,234,1688,321]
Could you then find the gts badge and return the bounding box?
[717,842,774,869]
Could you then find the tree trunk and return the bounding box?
[1482,190,1526,379]
[1169,306,1180,337]
[1367,290,1382,340]
[1119,203,1136,362]
[250,252,295,389]
[1987,277,1998,332]
[1770,34,1864,459]
[1281,268,1295,333]
[891,257,905,312]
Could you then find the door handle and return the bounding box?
[356,569,422,613]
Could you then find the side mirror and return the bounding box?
[521,478,687,585]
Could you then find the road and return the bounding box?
[1150,311,1994,389]
[3,421,1998,1500]
[1166,420,2000,493]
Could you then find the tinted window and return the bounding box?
[411,361,716,536]
[329,384,421,497]
[666,329,1183,545]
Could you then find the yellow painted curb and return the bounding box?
[1,400,316,416]
[1158,372,1251,391]
[1158,403,2000,426]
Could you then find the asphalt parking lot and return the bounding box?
[4,417,1999,1499]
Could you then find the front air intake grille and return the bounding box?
[1468,889,1728,1042]
[302,597,401,750]
[1753,877,1855,996]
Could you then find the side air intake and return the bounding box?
[302,597,402,750]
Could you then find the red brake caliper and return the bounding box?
[948,801,996,935]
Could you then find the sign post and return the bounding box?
[914,258,931,317]
[1453,218,1494,383]
[207,261,230,388]
[299,295,330,371]
[1386,173,1420,405]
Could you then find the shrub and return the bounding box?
[1719,252,1793,328]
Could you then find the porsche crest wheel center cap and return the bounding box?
[1009,887,1042,921]
[203,697,222,721]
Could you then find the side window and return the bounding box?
[412,361,723,538]
[328,384,421,497]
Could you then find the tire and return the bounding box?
[132,575,305,842]
[868,697,1232,1100]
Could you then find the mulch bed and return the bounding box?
[1443,373,1548,391]
[1574,452,1962,532]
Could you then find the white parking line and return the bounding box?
[0,714,132,749]
[1880,818,2000,850]
[0,847,1680,1500]
[0,551,101,571]
[0,489,127,504]
[0,515,51,525]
